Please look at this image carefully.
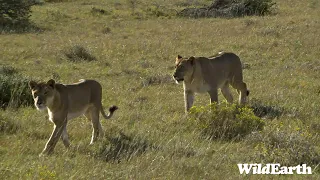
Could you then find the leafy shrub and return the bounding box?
[63,45,97,62]
[178,0,276,18]
[189,102,265,140]
[247,124,320,167]
[0,0,33,27]
[0,66,33,108]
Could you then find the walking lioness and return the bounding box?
[173,52,249,113]
[29,79,118,155]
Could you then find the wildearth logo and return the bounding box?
[237,164,312,175]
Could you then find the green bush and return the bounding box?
[0,66,33,108]
[0,0,33,27]
[189,102,265,140]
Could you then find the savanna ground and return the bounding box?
[0,0,320,179]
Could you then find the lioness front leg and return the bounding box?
[41,124,65,156]
[231,82,248,105]
[184,90,194,113]
[208,88,218,104]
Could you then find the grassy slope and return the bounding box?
[0,0,319,179]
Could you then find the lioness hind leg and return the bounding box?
[230,82,248,105]
[86,107,103,144]
[61,125,70,148]
[208,88,219,104]
[221,84,233,103]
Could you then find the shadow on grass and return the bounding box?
[95,132,198,162]
[0,23,44,34]
[97,132,158,163]
[249,99,287,119]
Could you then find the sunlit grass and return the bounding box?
[0,0,319,179]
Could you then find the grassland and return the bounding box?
[0,0,319,179]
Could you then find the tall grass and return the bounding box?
[0,66,33,108]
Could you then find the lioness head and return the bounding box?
[173,55,195,84]
[29,79,56,111]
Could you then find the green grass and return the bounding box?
[0,0,319,179]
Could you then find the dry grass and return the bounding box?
[0,0,319,179]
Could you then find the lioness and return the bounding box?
[29,79,118,155]
[173,52,249,113]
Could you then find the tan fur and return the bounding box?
[29,79,118,156]
[173,52,249,113]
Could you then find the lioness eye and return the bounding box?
[44,91,48,95]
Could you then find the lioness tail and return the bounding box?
[101,105,118,119]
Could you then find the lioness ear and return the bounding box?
[29,81,37,90]
[189,56,195,65]
[47,79,55,89]
[175,55,183,65]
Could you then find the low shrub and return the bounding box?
[189,102,265,140]
[63,45,97,62]
[91,7,111,15]
[141,74,173,87]
[178,0,276,18]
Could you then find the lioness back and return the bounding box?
[207,52,243,84]
[195,52,243,87]
[65,79,103,106]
